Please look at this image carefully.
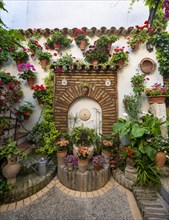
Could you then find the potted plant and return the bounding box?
[56,138,70,165]
[130,73,145,97]
[101,134,116,163]
[74,29,89,50]
[92,155,106,171]
[18,63,37,86]
[32,84,48,105]
[15,101,34,121]
[109,47,129,68]
[127,21,153,51]
[28,36,43,53]
[37,51,52,69]
[77,146,90,172]
[46,31,72,51]
[11,49,29,65]
[0,138,26,184]
[83,45,109,65]
[145,83,169,104]
[0,71,23,105]
[95,35,119,51]
[148,136,169,167]
[63,154,78,171]
[71,125,97,159]
[51,54,73,72]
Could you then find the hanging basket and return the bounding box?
[140,58,156,74]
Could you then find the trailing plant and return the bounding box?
[46,31,72,50]
[28,35,42,53]
[130,73,145,97]
[95,35,119,48]
[151,8,169,31]
[29,72,61,155]
[11,48,29,63]
[150,32,169,77]
[0,71,23,106]
[84,45,109,64]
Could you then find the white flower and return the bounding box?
[122,113,128,119]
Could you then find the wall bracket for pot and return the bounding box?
[139,57,156,74]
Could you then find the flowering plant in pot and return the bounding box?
[127,20,155,51]
[109,47,129,68]
[46,31,72,50]
[18,63,37,86]
[0,71,23,104]
[74,29,89,50]
[63,154,78,171]
[83,45,109,64]
[92,155,106,171]
[32,84,48,104]
[28,37,43,53]
[145,83,169,103]
[18,63,36,79]
[95,35,119,50]
[15,101,34,120]
[77,146,90,160]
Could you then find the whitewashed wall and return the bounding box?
[0,0,164,130]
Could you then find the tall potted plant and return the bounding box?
[0,138,26,185]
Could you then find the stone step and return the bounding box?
[159,177,169,205]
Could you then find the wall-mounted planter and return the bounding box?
[140,57,156,74]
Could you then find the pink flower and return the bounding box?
[53,53,57,56]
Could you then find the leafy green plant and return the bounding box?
[150,32,169,77]
[11,49,29,62]
[123,95,141,120]
[0,138,25,161]
[0,179,13,203]
[46,31,72,50]
[135,154,164,189]
[71,125,97,146]
[112,113,163,161]
[84,45,109,64]
[55,54,73,71]
[95,35,119,48]
[131,73,145,97]
[37,51,52,61]
[0,117,11,128]
[28,36,42,53]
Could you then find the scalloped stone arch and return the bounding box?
[54,72,117,134]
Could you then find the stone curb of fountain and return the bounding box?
[113,169,169,220]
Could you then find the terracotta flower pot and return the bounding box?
[67,162,73,171]
[101,149,111,164]
[148,95,166,104]
[53,43,60,51]
[92,60,99,66]
[2,160,21,185]
[106,42,112,51]
[156,151,166,168]
[117,59,125,69]
[78,159,88,172]
[57,150,67,165]
[37,97,44,105]
[79,40,87,50]
[27,77,36,86]
[40,59,50,69]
